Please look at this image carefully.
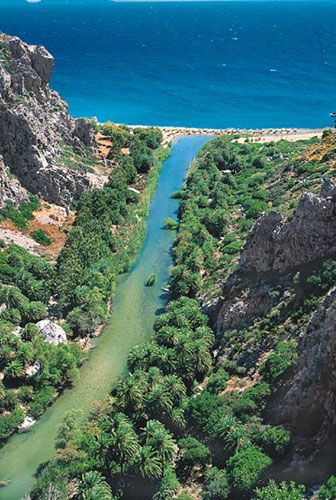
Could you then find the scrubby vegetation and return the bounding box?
[28,133,336,499]
[0,125,165,442]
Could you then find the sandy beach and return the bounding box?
[122,124,326,146]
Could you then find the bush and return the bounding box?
[0,408,25,442]
[260,342,297,382]
[202,467,230,500]
[254,480,305,499]
[31,229,53,246]
[178,437,211,471]
[227,446,272,494]
[164,218,179,230]
[318,475,336,499]
[29,386,57,418]
[206,368,229,394]
[257,426,291,457]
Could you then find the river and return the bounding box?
[0,135,211,500]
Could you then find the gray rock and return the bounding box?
[277,286,336,452]
[36,319,67,345]
[240,183,336,274]
[0,32,101,207]
[0,156,28,208]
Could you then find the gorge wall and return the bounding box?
[0,33,101,207]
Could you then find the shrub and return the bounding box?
[178,437,211,471]
[318,475,336,499]
[0,408,25,442]
[257,426,291,457]
[206,368,229,394]
[227,446,272,493]
[260,342,297,382]
[29,386,57,418]
[202,467,229,500]
[254,480,305,499]
[164,218,179,230]
[31,229,53,246]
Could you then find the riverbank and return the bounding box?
[0,136,211,500]
[124,125,325,146]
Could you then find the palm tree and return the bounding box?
[217,415,251,452]
[79,471,112,500]
[143,420,176,463]
[194,326,215,349]
[192,339,212,376]
[162,375,186,404]
[139,445,162,479]
[115,370,147,411]
[108,415,141,469]
[5,359,24,380]
[146,386,174,416]
[0,285,26,310]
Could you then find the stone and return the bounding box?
[25,362,41,377]
[12,326,22,338]
[240,183,336,274]
[19,416,36,432]
[0,32,102,208]
[36,319,67,345]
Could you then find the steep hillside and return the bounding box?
[0,32,102,207]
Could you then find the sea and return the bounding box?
[0,0,335,129]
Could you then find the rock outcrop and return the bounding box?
[240,180,336,275]
[0,156,28,208]
[279,286,336,444]
[0,32,99,207]
[216,181,336,336]
[36,319,67,345]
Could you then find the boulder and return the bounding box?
[19,416,36,432]
[36,319,67,345]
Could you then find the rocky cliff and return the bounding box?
[216,180,336,334]
[0,33,101,207]
[215,177,336,471]
[278,285,336,448]
[240,179,336,275]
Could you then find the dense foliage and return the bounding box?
[25,132,336,497]
[0,125,165,442]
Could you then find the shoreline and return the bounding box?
[116,123,327,145]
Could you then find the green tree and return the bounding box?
[318,475,336,499]
[227,446,272,494]
[254,480,305,499]
[79,471,112,500]
[202,467,230,500]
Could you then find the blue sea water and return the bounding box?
[0,0,335,128]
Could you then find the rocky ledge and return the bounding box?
[0,32,101,207]
[216,180,336,334]
[240,179,336,275]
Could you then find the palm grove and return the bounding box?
[28,131,336,499]
[0,125,164,443]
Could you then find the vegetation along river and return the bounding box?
[0,135,211,500]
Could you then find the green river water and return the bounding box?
[0,136,211,500]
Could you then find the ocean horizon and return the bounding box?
[1,0,335,128]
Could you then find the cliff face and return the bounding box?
[279,285,336,444]
[217,180,336,333]
[240,180,336,275]
[0,156,28,208]
[215,178,336,467]
[0,33,100,207]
